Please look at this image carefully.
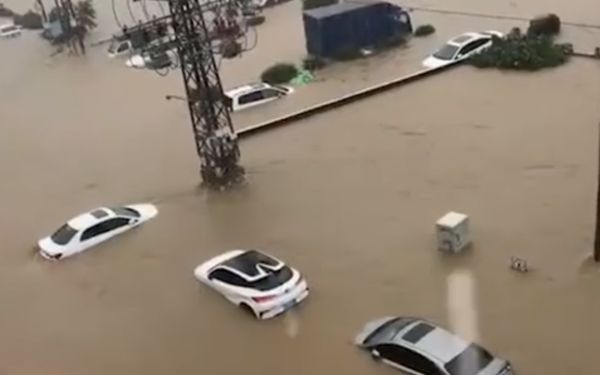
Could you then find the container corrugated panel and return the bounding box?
[302,1,412,58]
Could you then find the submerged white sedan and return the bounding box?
[38,204,158,260]
[194,249,309,319]
[422,31,504,69]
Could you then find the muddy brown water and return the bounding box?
[1,0,600,374]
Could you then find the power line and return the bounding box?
[111,0,124,27]
[408,6,600,30]
[126,0,141,23]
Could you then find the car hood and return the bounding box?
[126,203,158,221]
[37,237,64,256]
[354,316,397,346]
[422,55,451,69]
[481,30,504,38]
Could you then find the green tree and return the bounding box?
[74,0,97,33]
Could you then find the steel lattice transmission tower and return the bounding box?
[131,0,245,189]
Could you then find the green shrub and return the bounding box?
[303,0,337,10]
[261,63,298,84]
[302,55,326,71]
[13,10,43,29]
[414,24,435,37]
[469,28,569,71]
[528,13,561,36]
[0,4,13,17]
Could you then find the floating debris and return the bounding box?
[510,256,529,273]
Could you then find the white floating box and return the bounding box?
[436,212,470,253]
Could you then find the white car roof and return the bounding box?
[447,32,487,47]
[0,23,18,31]
[225,83,273,98]
[411,326,470,363]
[210,249,286,282]
[67,208,115,230]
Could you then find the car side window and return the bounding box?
[459,39,489,56]
[375,344,408,365]
[81,218,130,241]
[209,269,250,287]
[238,91,264,105]
[395,346,443,375]
[376,344,442,375]
[261,88,281,99]
[117,42,129,53]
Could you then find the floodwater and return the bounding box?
[1,0,600,374]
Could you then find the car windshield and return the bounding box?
[108,40,123,53]
[364,318,413,345]
[272,85,289,93]
[433,44,460,60]
[444,344,494,375]
[111,206,140,218]
[249,265,293,291]
[50,224,78,245]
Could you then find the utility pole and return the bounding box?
[594,122,600,262]
[129,0,245,189]
[36,0,48,23]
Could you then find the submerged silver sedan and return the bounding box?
[354,317,514,375]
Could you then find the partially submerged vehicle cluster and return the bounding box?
[37,204,516,374]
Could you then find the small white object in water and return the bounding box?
[436,211,471,253]
[510,256,528,273]
[360,48,374,56]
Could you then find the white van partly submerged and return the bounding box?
[0,23,22,38]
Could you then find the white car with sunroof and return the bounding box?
[194,249,309,319]
[422,31,503,69]
[355,317,515,375]
[38,204,158,260]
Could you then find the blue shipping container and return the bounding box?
[303,1,413,59]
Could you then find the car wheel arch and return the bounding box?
[239,303,257,318]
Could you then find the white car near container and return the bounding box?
[422,31,503,69]
[224,83,293,112]
[194,249,309,319]
[0,23,22,38]
[38,204,158,260]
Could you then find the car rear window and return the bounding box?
[444,344,494,375]
[50,224,78,245]
[364,318,414,345]
[111,207,140,218]
[249,266,293,291]
[433,44,460,60]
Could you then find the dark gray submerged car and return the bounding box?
[355,317,515,375]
